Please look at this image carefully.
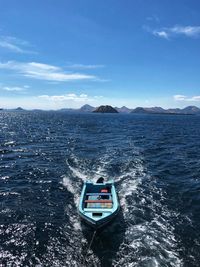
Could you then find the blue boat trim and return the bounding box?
[78,180,120,228]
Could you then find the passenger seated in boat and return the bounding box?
[96,177,104,183]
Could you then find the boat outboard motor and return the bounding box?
[96,177,104,183]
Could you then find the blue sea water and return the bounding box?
[0,111,200,267]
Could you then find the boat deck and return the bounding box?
[85,193,113,209]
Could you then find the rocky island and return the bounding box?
[131,106,200,115]
[93,105,118,113]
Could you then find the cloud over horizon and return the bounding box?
[174,94,200,101]
[38,93,102,102]
[0,61,98,82]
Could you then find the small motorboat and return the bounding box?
[78,178,120,228]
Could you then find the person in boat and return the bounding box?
[96,177,111,199]
[96,177,104,183]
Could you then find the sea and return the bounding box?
[0,111,200,267]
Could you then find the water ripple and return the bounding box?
[0,111,200,266]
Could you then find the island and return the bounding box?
[93,105,118,113]
[15,107,25,111]
[131,106,200,115]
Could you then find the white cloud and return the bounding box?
[28,62,59,71]
[171,26,200,37]
[173,95,187,101]
[1,86,26,92]
[0,61,97,82]
[191,96,200,101]
[0,94,104,109]
[153,30,169,39]
[146,15,160,23]
[174,94,200,101]
[0,36,36,54]
[38,93,97,102]
[67,63,105,69]
[0,41,24,53]
[151,25,200,39]
[38,93,89,102]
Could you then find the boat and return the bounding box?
[78,178,120,228]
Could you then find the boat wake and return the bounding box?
[113,179,182,267]
[61,146,182,266]
[1,110,199,266]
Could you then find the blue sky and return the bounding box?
[0,0,200,109]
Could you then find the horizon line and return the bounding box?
[0,104,200,111]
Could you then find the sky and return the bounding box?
[0,0,200,109]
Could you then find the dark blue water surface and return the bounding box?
[0,111,200,267]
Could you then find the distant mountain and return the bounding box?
[79,104,95,112]
[59,108,78,112]
[181,106,200,114]
[93,105,118,113]
[147,107,165,113]
[131,107,165,114]
[131,107,149,113]
[58,104,95,113]
[15,107,25,111]
[131,106,200,115]
[165,108,182,114]
[166,106,200,114]
[115,106,132,113]
[2,105,200,114]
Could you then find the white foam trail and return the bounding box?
[94,154,113,178]
[67,154,113,182]
[68,214,82,231]
[68,165,88,182]
[119,179,140,213]
[118,162,145,213]
[62,175,81,206]
[62,176,77,195]
[114,184,183,267]
[73,222,82,231]
[114,219,182,267]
